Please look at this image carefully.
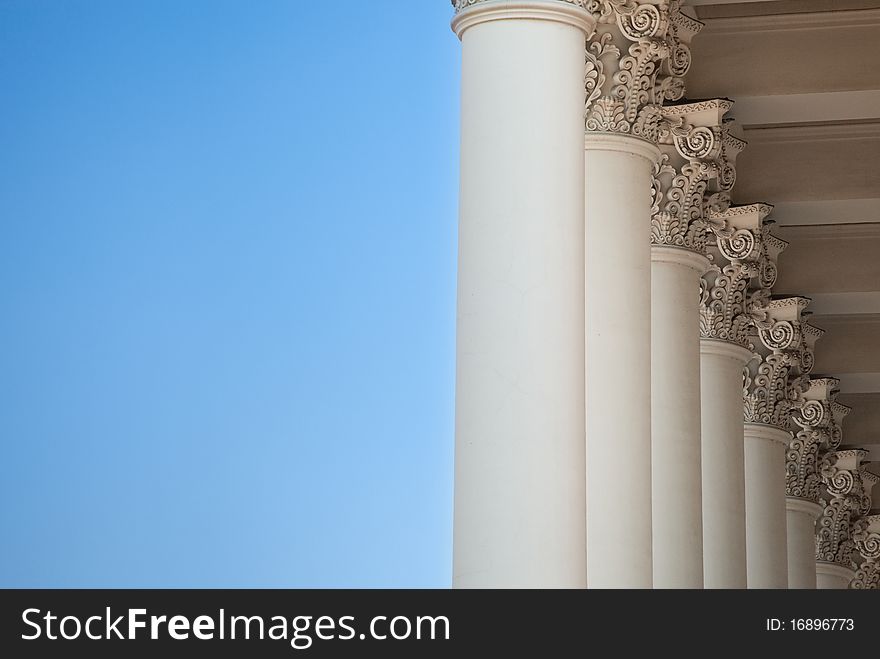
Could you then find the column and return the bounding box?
[743,423,793,587]
[583,0,701,589]
[743,296,822,588]
[649,100,731,588]
[784,378,846,589]
[698,201,768,589]
[815,450,867,589]
[450,0,596,588]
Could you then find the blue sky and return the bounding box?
[0,0,460,587]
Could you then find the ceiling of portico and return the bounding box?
[685,0,880,486]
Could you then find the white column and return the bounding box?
[649,100,730,589]
[698,202,768,589]
[744,423,791,588]
[743,297,820,589]
[651,249,708,588]
[786,499,822,589]
[579,0,705,590]
[700,340,752,588]
[450,0,594,588]
[580,0,700,590]
[585,135,658,588]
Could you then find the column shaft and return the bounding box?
[452,3,592,588]
[786,499,821,589]
[585,136,658,588]
[744,423,790,588]
[651,248,707,588]
[700,341,751,588]
[816,564,855,590]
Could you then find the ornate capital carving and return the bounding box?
[698,204,782,348]
[816,497,857,568]
[743,297,822,430]
[851,514,880,589]
[650,100,734,254]
[650,158,715,252]
[786,378,846,503]
[585,2,704,142]
[816,449,871,569]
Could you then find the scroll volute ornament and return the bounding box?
[699,204,780,348]
[786,378,843,502]
[650,100,732,253]
[816,450,868,567]
[851,514,880,589]
[744,297,822,430]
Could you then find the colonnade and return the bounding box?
[450,0,878,589]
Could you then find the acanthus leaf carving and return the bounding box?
[651,156,716,252]
[699,206,778,348]
[744,297,820,430]
[585,1,703,141]
[786,380,844,503]
[816,450,872,572]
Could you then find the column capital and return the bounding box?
[744,296,822,430]
[650,99,735,255]
[851,514,880,589]
[699,204,782,349]
[584,2,703,143]
[787,378,849,503]
[451,0,597,36]
[816,449,871,570]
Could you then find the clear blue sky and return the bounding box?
[0,0,460,587]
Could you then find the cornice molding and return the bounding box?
[709,203,773,220]
[661,98,733,117]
